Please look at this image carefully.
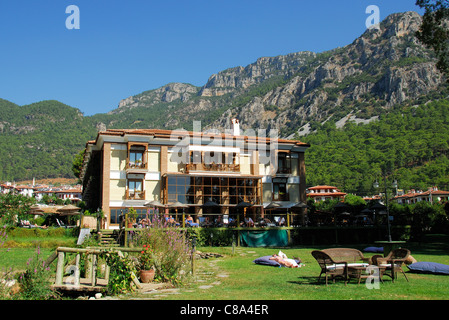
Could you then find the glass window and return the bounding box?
[190,151,201,164]
[277,153,291,174]
[130,151,143,163]
[273,183,288,201]
[128,180,142,192]
[164,174,261,206]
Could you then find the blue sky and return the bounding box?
[0,1,424,116]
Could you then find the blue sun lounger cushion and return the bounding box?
[407,262,449,275]
[253,256,281,267]
[363,246,384,253]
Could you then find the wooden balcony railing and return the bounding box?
[273,193,289,202]
[276,167,291,174]
[186,163,240,173]
[125,161,147,170]
[125,190,145,200]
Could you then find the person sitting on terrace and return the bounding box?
[165,215,179,226]
[278,217,286,226]
[141,218,151,228]
[186,215,199,227]
[240,217,254,227]
[214,215,223,227]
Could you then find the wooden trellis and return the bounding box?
[46,247,143,292]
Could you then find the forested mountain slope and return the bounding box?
[302,99,449,194]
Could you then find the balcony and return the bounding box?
[125,160,147,172]
[276,167,291,174]
[186,163,240,173]
[125,190,145,200]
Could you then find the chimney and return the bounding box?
[231,118,240,136]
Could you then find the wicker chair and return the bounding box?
[372,248,410,282]
[311,250,348,285]
[322,248,372,264]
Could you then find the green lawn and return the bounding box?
[135,241,449,300]
[1,238,449,300]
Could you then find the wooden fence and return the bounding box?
[46,246,143,292]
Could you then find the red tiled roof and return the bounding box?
[307,192,347,197]
[89,128,310,148]
[307,185,340,190]
[395,190,449,199]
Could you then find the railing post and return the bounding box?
[74,254,81,287]
[55,251,65,286]
[90,254,97,287]
[125,212,129,247]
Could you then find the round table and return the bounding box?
[374,241,406,257]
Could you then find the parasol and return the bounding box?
[144,200,165,207]
[56,204,81,216]
[292,201,309,209]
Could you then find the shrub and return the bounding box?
[100,250,137,295]
[17,247,60,300]
[134,216,192,285]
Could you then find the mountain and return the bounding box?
[91,51,317,132]
[1,11,449,190]
[210,11,446,137]
[98,12,447,138]
[0,99,98,181]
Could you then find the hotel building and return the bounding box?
[80,121,310,229]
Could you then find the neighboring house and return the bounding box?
[33,189,54,202]
[14,185,36,198]
[393,187,449,204]
[80,120,310,229]
[0,183,35,197]
[306,185,347,202]
[0,183,15,194]
[53,186,83,204]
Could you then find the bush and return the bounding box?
[100,250,137,295]
[185,228,235,247]
[17,247,60,300]
[134,216,192,285]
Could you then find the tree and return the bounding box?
[72,149,85,181]
[416,0,449,81]
[0,193,36,226]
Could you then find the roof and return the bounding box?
[307,192,347,197]
[394,189,449,200]
[88,128,311,148]
[307,185,341,190]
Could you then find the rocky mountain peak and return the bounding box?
[208,11,446,138]
[112,82,199,114]
[198,51,316,97]
[101,11,446,140]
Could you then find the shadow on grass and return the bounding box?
[287,276,348,286]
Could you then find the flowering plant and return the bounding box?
[139,244,154,270]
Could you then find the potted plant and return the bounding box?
[139,244,155,283]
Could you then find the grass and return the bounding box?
[133,240,449,301]
[1,233,449,300]
[2,227,77,249]
[0,247,56,272]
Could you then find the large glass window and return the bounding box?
[109,207,157,225]
[164,175,261,205]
